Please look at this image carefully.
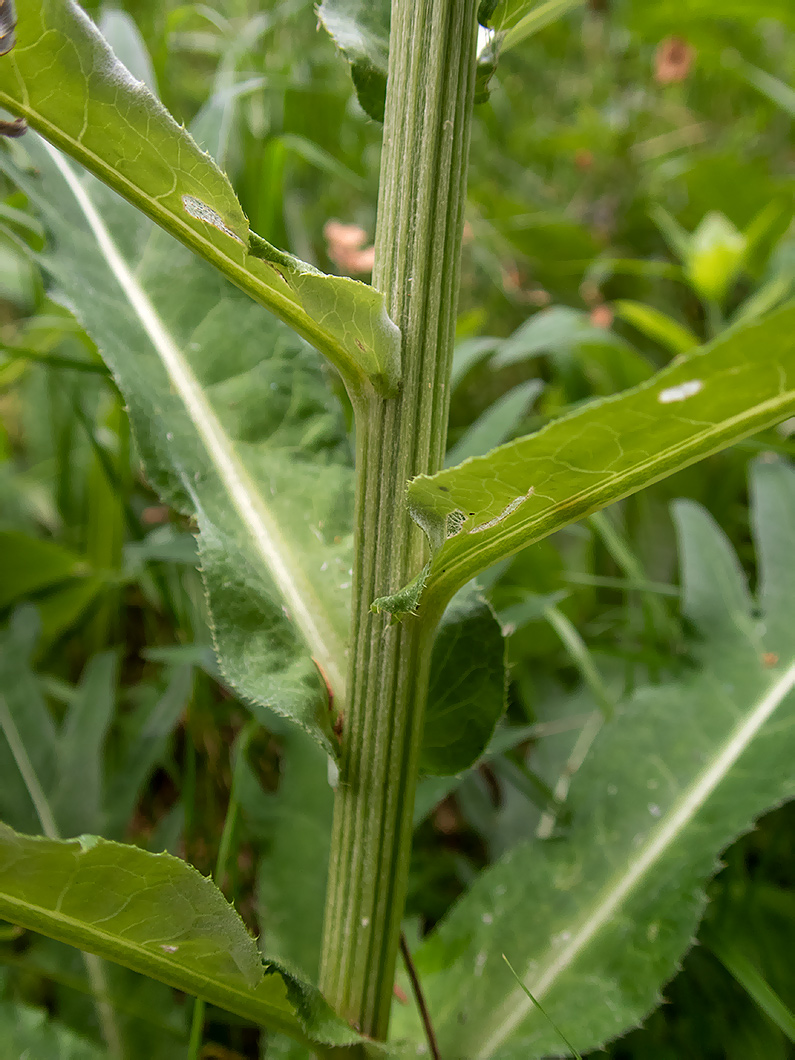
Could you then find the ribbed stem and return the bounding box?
[319,0,479,1043]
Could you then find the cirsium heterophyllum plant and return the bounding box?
[1,1,795,1057]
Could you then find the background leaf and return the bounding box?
[0,606,191,849]
[243,727,333,982]
[0,609,58,836]
[390,457,795,1058]
[445,379,543,466]
[488,0,586,52]
[50,651,118,838]
[0,530,91,607]
[102,664,194,838]
[0,1000,105,1059]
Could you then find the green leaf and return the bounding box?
[422,586,507,776]
[412,719,549,828]
[0,609,58,836]
[0,530,91,607]
[317,0,390,123]
[375,305,795,619]
[723,50,795,118]
[0,824,362,1050]
[445,380,543,466]
[490,0,586,52]
[0,134,354,754]
[390,457,795,1058]
[733,272,795,329]
[104,665,194,837]
[33,576,109,653]
[318,0,500,121]
[490,306,653,394]
[248,728,333,981]
[478,0,502,26]
[0,1001,105,1059]
[450,336,501,390]
[51,651,118,837]
[0,614,186,850]
[652,207,747,306]
[710,939,795,1043]
[0,0,400,395]
[627,0,795,34]
[97,7,158,93]
[491,307,631,369]
[612,300,700,356]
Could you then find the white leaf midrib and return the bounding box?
[45,142,346,700]
[475,658,795,1057]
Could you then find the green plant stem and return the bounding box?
[319,0,479,1042]
[705,299,724,338]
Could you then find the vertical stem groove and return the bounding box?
[320,0,479,1042]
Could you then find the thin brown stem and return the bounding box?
[400,933,441,1060]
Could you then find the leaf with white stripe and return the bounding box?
[0,134,353,753]
[390,458,795,1058]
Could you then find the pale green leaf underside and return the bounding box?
[0,824,361,1050]
[383,305,795,618]
[0,133,354,753]
[0,0,400,395]
[489,0,586,52]
[390,458,795,1058]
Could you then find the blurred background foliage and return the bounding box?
[0,0,794,1057]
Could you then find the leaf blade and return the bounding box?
[51,141,347,741]
[390,461,795,1058]
[1,133,353,752]
[0,824,359,1049]
[0,0,399,395]
[422,587,507,776]
[392,306,795,618]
